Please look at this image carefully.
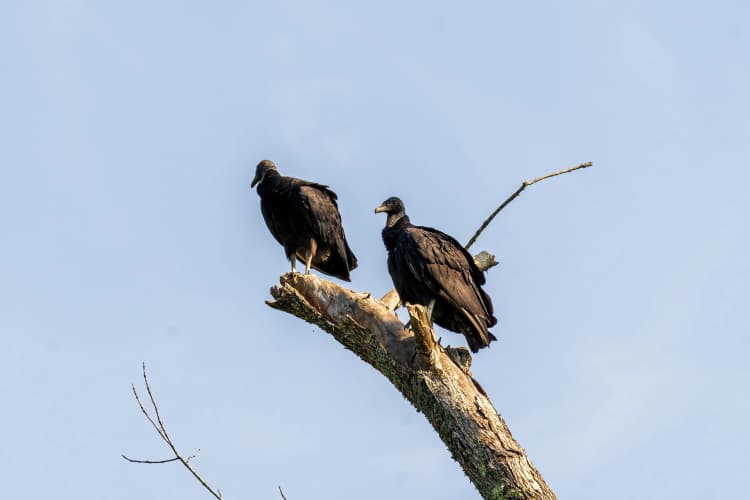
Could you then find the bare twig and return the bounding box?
[278,485,288,499]
[131,383,164,439]
[121,454,180,464]
[124,363,224,500]
[465,161,592,249]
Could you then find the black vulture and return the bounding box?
[375,197,497,352]
[251,160,358,281]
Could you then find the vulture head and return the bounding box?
[374,196,407,227]
[374,196,406,215]
[251,160,278,188]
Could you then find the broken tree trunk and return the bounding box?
[267,272,556,500]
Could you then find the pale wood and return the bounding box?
[268,273,556,500]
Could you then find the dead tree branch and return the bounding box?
[124,363,224,500]
[268,273,556,499]
[121,454,181,464]
[465,161,592,249]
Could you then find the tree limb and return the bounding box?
[124,363,224,500]
[465,161,592,249]
[121,454,181,464]
[268,273,556,499]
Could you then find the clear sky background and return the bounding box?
[1,1,748,499]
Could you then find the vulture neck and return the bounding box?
[256,170,281,193]
[386,211,408,229]
[382,212,409,250]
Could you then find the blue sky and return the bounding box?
[1,1,748,498]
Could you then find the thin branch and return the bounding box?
[121,449,202,464]
[121,454,180,464]
[131,383,165,440]
[143,362,170,442]
[124,363,224,500]
[278,486,288,499]
[465,161,592,249]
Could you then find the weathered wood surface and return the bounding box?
[267,272,555,500]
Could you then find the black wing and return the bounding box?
[293,182,358,278]
[295,184,343,247]
[407,226,492,319]
[259,192,291,248]
[392,225,496,351]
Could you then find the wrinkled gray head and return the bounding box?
[374,196,406,215]
[251,159,277,188]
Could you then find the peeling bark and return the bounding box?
[268,273,556,500]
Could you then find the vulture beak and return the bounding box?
[251,172,261,188]
[374,204,388,214]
